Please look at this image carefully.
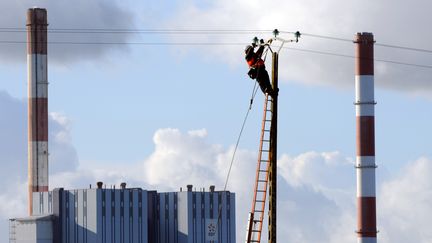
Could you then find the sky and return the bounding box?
[0,0,431,242]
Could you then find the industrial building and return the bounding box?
[10,8,236,243]
[10,6,380,243]
[10,184,236,243]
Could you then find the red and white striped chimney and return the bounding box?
[354,32,377,243]
[27,8,48,215]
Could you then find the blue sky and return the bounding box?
[1,0,432,242]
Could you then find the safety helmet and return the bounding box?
[245,45,253,54]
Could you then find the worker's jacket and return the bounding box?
[245,46,265,68]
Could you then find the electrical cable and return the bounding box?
[1,28,432,69]
[282,31,432,54]
[1,39,431,69]
[2,27,432,54]
[0,40,247,45]
[0,28,274,34]
[375,43,432,54]
[282,46,432,69]
[217,81,258,224]
[291,32,353,43]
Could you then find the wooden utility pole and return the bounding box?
[268,52,278,243]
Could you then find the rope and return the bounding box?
[262,47,270,62]
[250,82,259,110]
[217,81,258,224]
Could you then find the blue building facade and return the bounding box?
[11,185,235,243]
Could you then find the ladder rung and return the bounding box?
[257,179,267,182]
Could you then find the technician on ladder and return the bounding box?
[245,39,275,97]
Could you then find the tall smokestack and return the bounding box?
[354,32,377,243]
[27,8,48,215]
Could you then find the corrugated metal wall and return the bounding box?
[159,191,236,243]
[29,188,236,243]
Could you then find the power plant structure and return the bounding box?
[9,8,236,243]
[10,184,235,243]
[9,7,380,243]
[354,32,377,243]
[27,7,49,216]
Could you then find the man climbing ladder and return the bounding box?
[244,31,300,243]
[245,39,275,97]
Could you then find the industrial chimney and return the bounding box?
[354,32,377,243]
[27,8,48,215]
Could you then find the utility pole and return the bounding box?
[245,30,299,243]
[268,52,278,243]
[268,31,300,243]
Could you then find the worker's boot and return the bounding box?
[266,87,279,97]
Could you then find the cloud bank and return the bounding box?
[0,91,79,240]
[0,0,134,64]
[1,92,431,242]
[163,0,432,96]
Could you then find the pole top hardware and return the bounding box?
[273,29,280,38]
[272,30,301,53]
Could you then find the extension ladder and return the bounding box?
[246,93,273,243]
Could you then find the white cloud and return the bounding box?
[141,128,356,242]
[2,102,432,243]
[0,0,135,64]
[49,112,79,173]
[379,157,432,243]
[278,151,355,208]
[0,91,80,243]
[163,0,432,96]
[143,128,225,190]
[140,129,432,243]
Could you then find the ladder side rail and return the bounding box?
[250,94,271,213]
[255,96,273,242]
[246,94,273,243]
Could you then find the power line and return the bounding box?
[2,27,432,54]
[1,30,431,69]
[0,40,247,45]
[283,31,432,54]
[0,27,273,31]
[289,32,353,43]
[0,28,274,34]
[375,43,432,54]
[283,46,432,69]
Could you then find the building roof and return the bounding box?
[10,214,53,222]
